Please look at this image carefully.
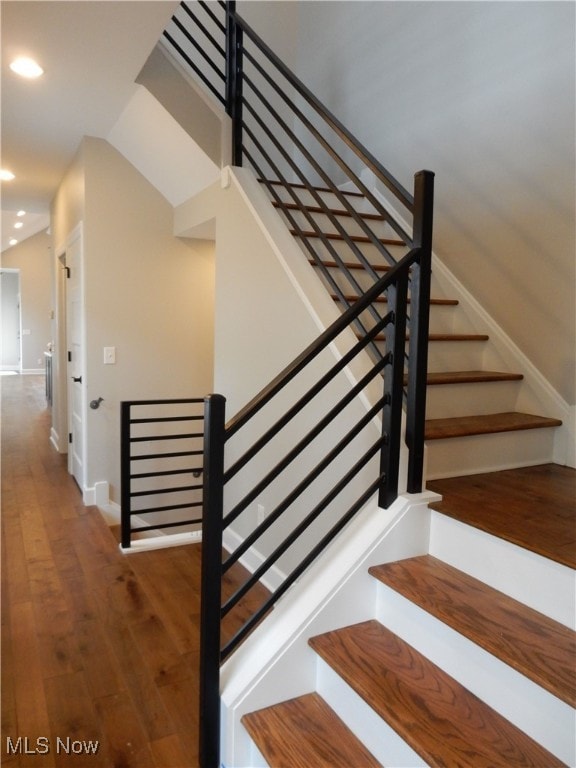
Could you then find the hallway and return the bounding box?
[1,375,202,767]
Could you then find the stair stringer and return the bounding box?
[357,168,574,474]
[219,491,436,768]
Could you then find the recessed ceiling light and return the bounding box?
[0,170,15,181]
[17,210,26,217]
[14,222,23,229]
[10,56,44,79]
[9,239,18,246]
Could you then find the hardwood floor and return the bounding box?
[428,464,576,569]
[0,375,264,768]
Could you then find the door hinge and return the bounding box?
[65,266,71,278]
[68,433,73,444]
[68,351,72,362]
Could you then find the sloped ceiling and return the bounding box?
[1,0,179,251]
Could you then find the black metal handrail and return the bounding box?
[162,4,434,766]
[120,398,205,548]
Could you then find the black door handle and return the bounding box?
[72,376,82,383]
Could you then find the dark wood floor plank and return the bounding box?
[1,376,217,766]
[242,692,382,768]
[428,464,576,568]
[370,555,576,706]
[310,621,564,767]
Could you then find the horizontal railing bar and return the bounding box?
[233,10,413,212]
[130,484,202,498]
[225,311,392,482]
[163,30,226,106]
[130,467,202,479]
[223,351,389,527]
[221,474,382,660]
[123,398,205,406]
[223,396,386,576]
[226,247,420,438]
[130,450,203,461]
[129,415,204,424]
[130,517,202,533]
[130,432,203,443]
[131,501,203,515]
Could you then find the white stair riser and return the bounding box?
[425,427,557,480]
[425,379,521,419]
[374,585,575,766]
[427,339,487,370]
[429,510,576,629]
[316,658,427,767]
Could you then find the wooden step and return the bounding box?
[309,620,564,767]
[425,370,523,385]
[425,411,563,440]
[369,555,576,707]
[428,464,576,569]
[275,201,385,222]
[332,293,458,306]
[259,179,364,197]
[292,229,403,246]
[310,258,392,272]
[241,692,382,768]
[356,331,490,343]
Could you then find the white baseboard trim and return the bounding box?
[223,526,287,593]
[120,529,202,554]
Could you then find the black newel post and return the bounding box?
[225,1,243,166]
[406,170,435,492]
[199,394,226,768]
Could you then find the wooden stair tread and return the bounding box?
[241,692,382,768]
[425,370,523,385]
[428,465,576,569]
[369,555,576,707]
[425,411,562,440]
[310,258,392,272]
[332,293,458,306]
[293,229,403,246]
[260,178,364,197]
[356,331,489,342]
[275,201,385,222]
[309,620,564,767]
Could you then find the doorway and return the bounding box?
[0,269,21,372]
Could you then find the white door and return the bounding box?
[65,226,85,490]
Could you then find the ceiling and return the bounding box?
[0,0,179,253]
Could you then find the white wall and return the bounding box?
[1,230,52,372]
[51,137,215,504]
[253,0,575,406]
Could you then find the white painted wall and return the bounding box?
[51,137,215,504]
[251,0,575,407]
[2,230,52,372]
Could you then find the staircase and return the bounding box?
[240,498,575,767]
[264,180,563,479]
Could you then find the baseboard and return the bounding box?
[223,526,286,593]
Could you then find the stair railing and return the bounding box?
[163,0,434,489]
[201,248,419,766]
[163,3,434,765]
[120,398,205,548]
